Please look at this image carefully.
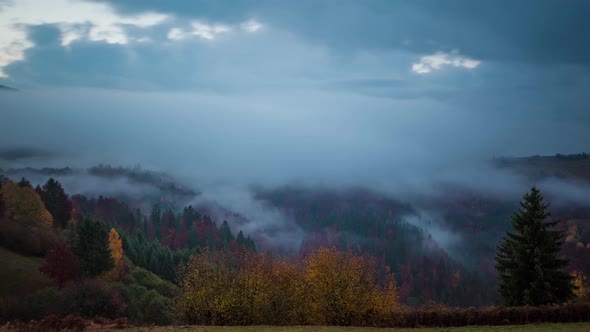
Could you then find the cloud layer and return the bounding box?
[0,0,264,77]
[412,51,480,74]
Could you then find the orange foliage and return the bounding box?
[177,247,398,326]
[304,247,398,325]
[108,228,123,264]
[571,270,590,300]
[101,228,129,281]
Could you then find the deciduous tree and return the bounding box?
[39,243,79,288]
[1,180,53,226]
[571,270,590,300]
[304,247,396,325]
[108,228,123,264]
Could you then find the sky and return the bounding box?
[1,0,590,251]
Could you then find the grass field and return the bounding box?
[98,323,590,332]
[0,248,50,297]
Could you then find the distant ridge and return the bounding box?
[0,84,18,91]
[494,153,590,181]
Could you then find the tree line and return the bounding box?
[1,174,589,326]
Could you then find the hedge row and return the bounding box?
[3,315,131,332]
[5,301,590,329]
[385,301,590,327]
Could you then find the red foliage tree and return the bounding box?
[40,243,80,288]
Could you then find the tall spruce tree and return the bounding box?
[494,187,573,306]
[74,217,114,278]
[0,176,4,217]
[39,178,72,228]
[151,203,162,238]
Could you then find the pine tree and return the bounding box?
[495,187,573,306]
[18,177,32,188]
[151,203,161,238]
[74,217,114,278]
[0,176,5,218]
[219,220,234,246]
[39,178,72,228]
[236,230,246,245]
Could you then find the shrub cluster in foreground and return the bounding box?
[176,247,398,326]
[0,266,178,325]
[176,246,590,327]
[4,315,131,332]
[5,301,590,329]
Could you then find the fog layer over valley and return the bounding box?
[2,88,590,245]
[2,87,590,305]
[2,88,589,187]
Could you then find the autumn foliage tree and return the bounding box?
[1,180,52,226]
[102,228,130,280]
[304,247,398,325]
[571,270,590,301]
[39,243,79,288]
[177,247,398,326]
[108,228,123,263]
[177,248,261,325]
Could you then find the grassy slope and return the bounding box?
[0,248,51,298]
[103,323,590,331]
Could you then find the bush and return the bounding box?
[114,283,174,325]
[389,302,590,328]
[0,287,61,322]
[176,248,398,326]
[0,219,60,256]
[129,267,179,299]
[142,289,173,325]
[59,280,126,319]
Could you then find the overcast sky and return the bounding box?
[1,0,589,192]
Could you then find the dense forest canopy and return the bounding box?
[1,154,589,314]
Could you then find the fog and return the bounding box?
[1,88,590,251]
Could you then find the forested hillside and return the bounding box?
[1,154,590,325]
[3,155,590,312]
[0,175,254,324]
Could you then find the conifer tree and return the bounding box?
[0,176,4,217]
[39,178,72,228]
[18,177,32,188]
[495,187,573,306]
[219,220,234,245]
[236,230,246,245]
[151,203,162,238]
[74,217,114,278]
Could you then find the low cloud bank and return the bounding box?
[1,88,589,252]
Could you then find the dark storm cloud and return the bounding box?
[92,0,590,64]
